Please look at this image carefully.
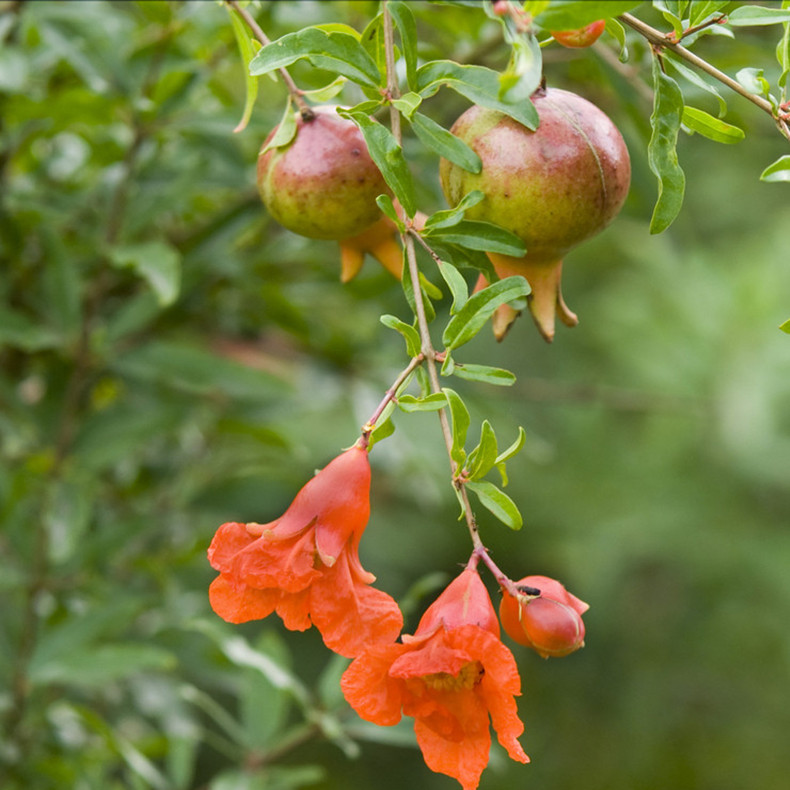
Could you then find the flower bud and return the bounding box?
[499,575,589,658]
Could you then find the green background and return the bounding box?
[1,2,789,789]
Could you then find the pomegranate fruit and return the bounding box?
[551,20,606,48]
[439,87,631,341]
[257,105,402,281]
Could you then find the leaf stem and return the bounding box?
[382,3,484,553]
[226,0,314,119]
[619,12,790,141]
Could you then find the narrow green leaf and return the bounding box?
[380,314,421,356]
[392,91,422,119]
[443,276,530,350]
[401,259,436,323]
[425,219,526,256]
[423,191,485,231]
[440,351,455,376]
[605,17,629,62]
[260,97,297,154]
[735,67,771,98]
[665,53,727,117]
[342,111,416,217]
[416,60,538,130]
[689,1,730,27]
[436,260,469,314]
[498,34,543,105]
[249,28,382,88]
[409,112,482,173]
[397,392,448,412]
[534,1,642,30]
[727,5,790,25]
[109,241,181,307]
[388,1,418,89]
[759,154,790,182]
[466,480,523,530]
[227,5,259,133]
[466,420,499,481]
[451,363,516,386]
[682,106,745,143]
[442,387,470,465]
[368,414,396,449]
[654,0,685,37]
[299,75,348,103]
[780,318,790,333]
[376,194,406,231]
[647,59,686,234]
[494,426,527,486]
[360,12,386,80]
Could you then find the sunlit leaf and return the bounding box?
[759,154,790,182]
[227,4,260,133]
[443,387,470,465]
[425,219,526,256]
[682,106,745,143]
[727,5,790,25]
[260,96,297,154]
[380,312,422,357]
[451,363,516,386]
[466,420,499,481]
[408,112,482,173]
[423,191,485,230]
[388,1,418,88]
[397,392,448,412]
[466,480,523,529]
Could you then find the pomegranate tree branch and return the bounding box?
[225,0,313,118]
[382,3,485,553]
[619,12,790,141]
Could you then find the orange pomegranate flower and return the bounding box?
[207,443,402,658]
[341,568,528,790]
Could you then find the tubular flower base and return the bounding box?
[499,575,589,658]
[207,444,402,659]
[341,568,528,790]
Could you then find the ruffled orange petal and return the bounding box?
[340,643,408,725]
[414,709,491,790]
[275,587,313,631]
[207,522,257,572]
[208,574,280,624]
[390,630,471,679]
[310,549,403,658]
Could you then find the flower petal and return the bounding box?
[275,588,312,631]
[208,574,279,623]
[310,550,403,658]
[207,522,256,573]
[341,643,408,725]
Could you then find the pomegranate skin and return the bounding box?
[440,89,630,263]
[257,106,389,241]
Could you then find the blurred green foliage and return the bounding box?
[1,1,789,789]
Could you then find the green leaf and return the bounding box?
[605,17,629,62]
[376,194,406,230]
[397,392,448,412]
[466,420,499,481]
[360,12,386,80]
[727,5,790,25]
[299,75,348,103]
[109,241,181,307]
[466,480,523,529]
[665,53,727,117]
[498,32,543,105]
[341,111,416,217]
[30,644,176,687]
[443,276,530,350]
[249,28,382,88]
[735,67,771,98]
[759,155,790,182]
[368,413,396,449]
[424,219,526,256]
[416,60,539,130]
[409,112,482,173]
[0,306,61,351]
[388,1,418,89]
[494,426,527,486]
[654,0,686,37]
[392,91,423,119]
[451,363,516,386]
[423,191,485,230]
[534,1,643,30]
[647,60,686,234]
[380,314,421,356]
[227,5,259,133]
[780,318,790,333]
[442,387,470,465]
[436,260,469,314]
[261,97,297,154]
[689,1,730,27]
[682,106,745,143]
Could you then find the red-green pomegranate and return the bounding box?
[257,105,402,281]
[439,87,631,341]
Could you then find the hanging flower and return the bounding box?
[207,443,402,659]
[499,575,589,658]
[341,568,528,790]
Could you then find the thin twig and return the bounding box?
[619,12,790,140]
[226,0,313,119]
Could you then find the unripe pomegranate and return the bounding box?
[499,575,589,658]
[551,20,606,48]
[257,105,402,281]
[440,87,631,341]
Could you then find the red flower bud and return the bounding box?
[499,575,589,658]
